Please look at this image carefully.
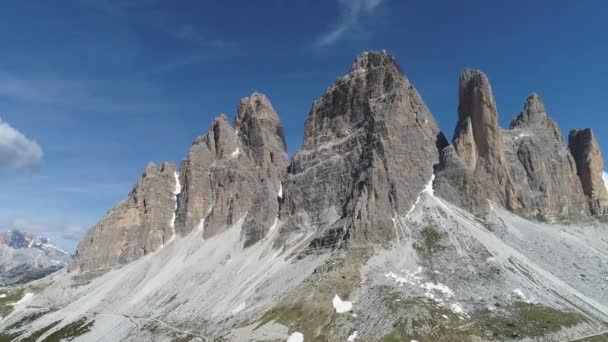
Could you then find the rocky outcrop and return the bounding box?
[175,93,288,246]
[75,93,288,273]
[74,162,179,273]
[435,69,513,216]
[0,230,72,285]
[569,129,608,215]
[436,71,589,221]
[283,51,446,246]
[73,52,607,276]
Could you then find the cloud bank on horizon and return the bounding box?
[0,118,43,171]
[318,0,384,47]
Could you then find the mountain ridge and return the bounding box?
[2,50,607,341]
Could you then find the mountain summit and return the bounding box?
[2,51,607,341]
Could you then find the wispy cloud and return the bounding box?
[318,0,384,47]
[0,118,43,170]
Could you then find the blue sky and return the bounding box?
[1,0,607,252]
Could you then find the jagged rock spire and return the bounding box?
[454,69,504,164]
[510,93,563,141]
[436,72,590,221]
[285,50,446,246]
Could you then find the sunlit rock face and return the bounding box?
[436,72,589,221]
[283,51,446,246]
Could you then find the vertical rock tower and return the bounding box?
[569,129,608,216]
[283,51,446,246]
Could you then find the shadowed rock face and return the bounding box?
[436,72,589,221]
[283,51,446,245]
[569,129,608,215]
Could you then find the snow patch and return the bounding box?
[407,174,435,217]
[166,171,181,245]
[332,294,353,313]
[287,331,304,342]
[0,294,6,298]
[278,182,283,199]
[386,267,466,314]
[232,302,246,314]
[347,330,358,341]
[9,292,33,306]
[231,147,241,158]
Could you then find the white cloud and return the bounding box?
[0,118,43,170]
[318,0,384,47]
[4,217,87,242]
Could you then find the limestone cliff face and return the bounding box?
[75,93,288,273]
[175,93,288,245]
[435,69,513,216]
[283,51,446,246]
[74,162,179,273]
[74,52,607,276]
[436,71,590,221]
[569,129,608,216]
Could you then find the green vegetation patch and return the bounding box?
[414,225,445,257]
[382,293,586,341]
[0,287,25,317]
[474,301,585,339]
[42,318,95,341]
[255,246,374,342]
[21,321,61,342]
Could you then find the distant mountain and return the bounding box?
[1,51,608,341]
[0,230,72,286]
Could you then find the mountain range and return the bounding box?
[1,51,607,341]
[0,230,72,286]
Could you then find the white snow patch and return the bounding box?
[347,330,358,341]
[278,182,283,199]
[332,294,353,313]
[166,172,182,245]
[287,331,304,342]
[231,147,241,158]
[42,243,70,256]
[9,292,33,306]
[0,294,6,298]
[603,171,608,192]
[450,303,465,314]
[232,302,246,314]
[386,267,466,314]
[407,174,435,217]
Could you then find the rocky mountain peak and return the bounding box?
[286,51,445,246]
[455,69,503,163]
[569,128,608,215]
[437,69,591,221]
[348,50,397,73]
[510,93,563,141]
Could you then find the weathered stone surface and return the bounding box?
[569,129,608,215]
[74,162,178,273]
[176,93,288,246]
[283,51,446,246]
[436,72,589,221]
[76,93,289,273]
[436,69,513,216]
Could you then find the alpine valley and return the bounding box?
[1,51,607,341]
